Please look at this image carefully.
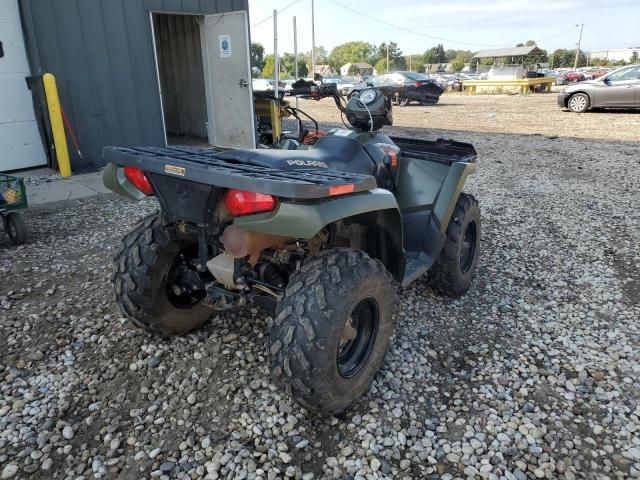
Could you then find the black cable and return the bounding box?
[289,106,319,133]
[251,0,302,27]
[536,27,581,43]
[326,0,509,47]
[585,25,639,48]
[340,110,351,130]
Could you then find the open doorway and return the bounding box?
[151,13,208,146]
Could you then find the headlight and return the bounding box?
[358,89,377,104]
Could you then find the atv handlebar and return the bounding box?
[289,82,346,112]
[288,85,316,97]
[289,83,335,97]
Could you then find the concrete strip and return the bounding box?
[24,172,110,206]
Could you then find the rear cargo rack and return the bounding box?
[104,146,377,199]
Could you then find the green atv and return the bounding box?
[103,84,480,414]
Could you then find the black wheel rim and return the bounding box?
[460,221,477,274]
[337,298,379,379]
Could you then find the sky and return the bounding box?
[247,0,640,56]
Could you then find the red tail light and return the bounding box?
[123,166,155,196]
[224,189,277,216]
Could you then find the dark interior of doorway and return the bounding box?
[152,13,208,146]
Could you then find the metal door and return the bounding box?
[0,0,46,171]
[201,11,255,149]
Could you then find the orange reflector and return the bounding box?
[329,184,354,196]
[389,151,398,167]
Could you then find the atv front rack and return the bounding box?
[390,137,477,164]
[104,146,377,199]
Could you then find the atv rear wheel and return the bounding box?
[270,248,394,414]
[429,192,480,297]
[113,213,211,336]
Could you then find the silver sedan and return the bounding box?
[558,64,640,113]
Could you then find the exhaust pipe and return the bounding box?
[207,225,293,289]
[221,225,292,265]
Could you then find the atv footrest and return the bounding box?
[103,146,377,199]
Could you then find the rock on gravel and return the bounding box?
[1,121,639,480]
[1,465,18,479]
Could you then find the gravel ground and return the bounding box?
[1,113,640,480]
[293,93,640,142]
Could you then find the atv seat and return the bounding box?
[216,135,376,178]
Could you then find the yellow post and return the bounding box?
[43,73,71,177]
[269,99,282,144]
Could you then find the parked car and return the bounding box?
[252,79,286,93]
[433,73,460,90]
[558,64,640,113]
[323,77,356,96]
[584,68,610,79]
[558,71,585,84]
[348,71,443,106]
[283,79,296,95]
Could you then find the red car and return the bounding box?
[585,68,609,79]
[560,71,585,83]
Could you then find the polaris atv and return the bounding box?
[103,83,480,414]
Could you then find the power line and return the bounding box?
[536,27,580,43]
[326,0,510,47]
[251,0,302,28]
[584,25,639,48]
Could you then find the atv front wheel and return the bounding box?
[429,192,480,297]
[113,213,211,336]
[270,248,394,414]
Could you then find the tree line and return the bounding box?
[251,39,637,78]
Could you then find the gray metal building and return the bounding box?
[18,0,249,171]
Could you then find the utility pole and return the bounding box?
[574,23,584,69]
[311,0,316,79]
[409,55,412,71]
[273,9,278,97]
[293,16,299,132]
[293,16,298,81]
[386,43,389,72]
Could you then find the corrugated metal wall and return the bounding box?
[19,0,249,171]
[153,13,207,139]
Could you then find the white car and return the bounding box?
[283,79,296,95]
[323,78,356,96]
[252,79,286,94]
[252,79,274,92]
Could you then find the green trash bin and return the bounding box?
[0,174,28,245]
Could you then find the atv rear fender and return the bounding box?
[235,189,405,280]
